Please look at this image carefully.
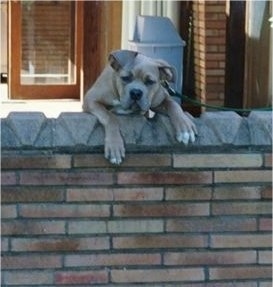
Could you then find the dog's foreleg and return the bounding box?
[161,98,197,145]
[84,101,125,164]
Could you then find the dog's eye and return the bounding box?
[145,78,156,86]
[121,75,132,83]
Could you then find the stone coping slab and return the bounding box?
[1,111,272,150]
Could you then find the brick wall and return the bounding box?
[1,150,272,286]
[193,0,226,107]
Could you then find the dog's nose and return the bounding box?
[130,89,143,101]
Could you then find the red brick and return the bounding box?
[111,268,204,283]
[209,266,272,280]
[2,186,64,203]
[113,235,208,249]
[114,203,209,217]
[2,220,65,235]
[259,218,272,231]
[1,172,17,185]
[19,171,114,185]
[2,255,62,269]
[55,270,108,285]
[117,171,212,185]
[164,251,256,266]
[11,237,110,252]
[1,155,71,169]
[19,203,110,218]
[212,202,271,215]
[65,253,161,267]
[211,234,272,248]
[165,186,212,201]
[167,218,256,233]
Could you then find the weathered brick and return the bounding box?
[113,235,208,249]
[2,255,62,269]
[211,234,272,248]
[11,237,110,252]
[1,172,17,185]
[164,251,256,265]
[19,171,114,185]
[214,170,272,183]
[1,205,17,219]
[123,154,172,167]
[212,202,272,215]
[68,221,107,234]
[113,187,164,201]
[55,270,108,285]
[173,153,262,168]
[1,186,65,203]
[209,266,272,280]
[65,253,161,267]
[66,187,163,202]
[259,218,272,231]
[3,271,53,285]
[167,218,256,233]
[165,186,212,201]
[1,155,71,169]
[114,203,209,217]
[108,220,164,233]
[19,203,110,218]
[213,186,262,200]
[67,188,113,201]
[258,251,272,264]
[118,171,212,185]
[2,220,65,235]
[111,268,204,283]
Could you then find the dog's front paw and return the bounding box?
[176,130,196,145]
[105,135,125,165]
[175,113,198,145]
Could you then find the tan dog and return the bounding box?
[83,50,197,164]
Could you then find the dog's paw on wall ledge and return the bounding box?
[1,111,272,150]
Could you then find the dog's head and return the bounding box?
[109,49,176,113]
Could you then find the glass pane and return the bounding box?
[21,1,75,85]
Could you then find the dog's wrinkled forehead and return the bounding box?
[109,49,176,83]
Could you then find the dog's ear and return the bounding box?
[109,50,138,71]
[155,59,176,83]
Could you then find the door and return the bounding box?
[9,0,83,99]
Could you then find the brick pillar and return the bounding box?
[193,0,226,107]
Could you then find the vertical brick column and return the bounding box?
[192,0,226,107]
